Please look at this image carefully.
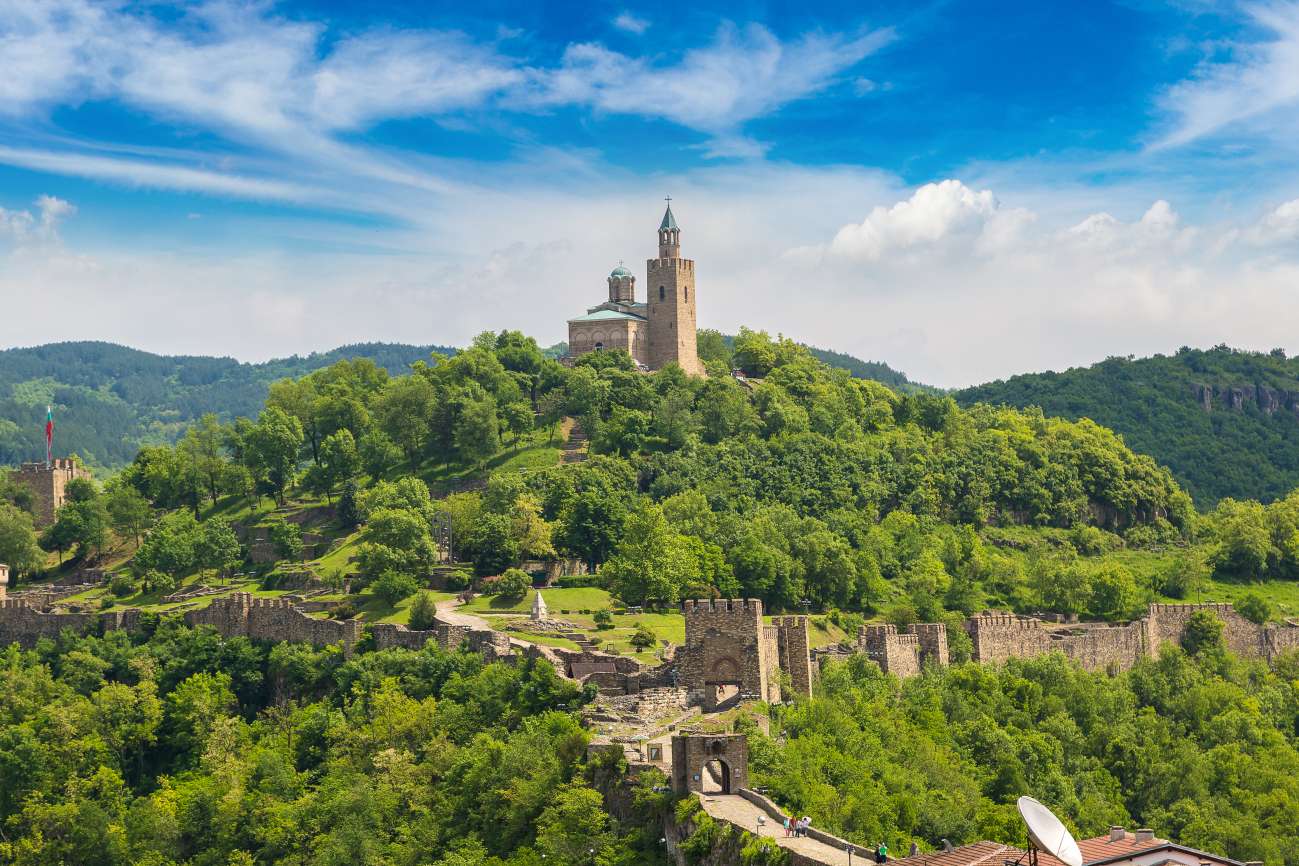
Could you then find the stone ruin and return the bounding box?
[678,599,816,710]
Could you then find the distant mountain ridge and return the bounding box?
[956,346,1299,505]
[0,341,454,471]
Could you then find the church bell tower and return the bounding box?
[646,199,702,375]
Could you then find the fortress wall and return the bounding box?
[964,612,1052,663]
[1050,621,1147,672]
[760,625,782,703]
[185,593,363,653]
[0,599,139,648]
[681,599,773,704]
[908,622,950,667]
[1263,622,1299,658]
[773,616,814,697]
[1147,602,1263,658]
[859,624,921,678]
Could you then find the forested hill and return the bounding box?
[956,346,1299,506]
[0,341,455,470]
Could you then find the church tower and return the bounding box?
[646,201,702,375]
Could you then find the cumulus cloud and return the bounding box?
[0,195,75,244]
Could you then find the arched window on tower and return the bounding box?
[684,286,688,301]
[659,285,665,301]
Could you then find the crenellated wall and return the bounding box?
[681,599,778,707]
[0,599,140,648]
[370,619,513,661]
[184,593,363,653]
[859,624,921,678]
[965,612,1052,663]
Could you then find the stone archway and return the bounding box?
[701,758,731,794]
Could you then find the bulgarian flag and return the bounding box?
[44,405,53,467]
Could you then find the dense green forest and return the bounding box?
[0,342,455,471]
[957,346,1299,506]
[2,611,1297,864]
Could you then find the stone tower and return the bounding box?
[0,563,8,601]
[607,263,635,304]
[646,202,702,375]
[13,459,89,527]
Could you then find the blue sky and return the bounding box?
[2,0,1299,386]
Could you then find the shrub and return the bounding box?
[1237,592,1272,625]
[494,568,531,602]
[630,622,657,649]
[371,570,420,606]
[108,573,136,598]
[593,609,614,630]
[409,592,438,631]
[330,601,358,620]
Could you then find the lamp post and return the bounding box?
[847,846,853,866]
[757,816,766,835]
[800,598,812,616]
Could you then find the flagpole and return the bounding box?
[45,405,53,469]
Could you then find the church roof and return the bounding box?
[660,203,678,230]
[610,265,633,277]
[569,308,647,323]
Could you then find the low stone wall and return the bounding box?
[370,619,513,662]
[0,600,140,648]
[738,788,874,861]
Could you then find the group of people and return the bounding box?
[782,815,813,837]
[777,815,891,863]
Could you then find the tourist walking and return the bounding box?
[875,841,889,864]
[783,817,791,837]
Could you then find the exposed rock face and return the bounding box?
[1190,382,1299,416]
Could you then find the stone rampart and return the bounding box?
[965,612,1052,663]
[0,599,139,648]
[184,593,363,653]
[909,622,950,666]
[1147,602,1260,659]
[859,624,921,678]
[1047,621,1148,672]
[369,619,512,662]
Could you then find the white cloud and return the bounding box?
[0,194,75,244]
[518,23,895,150]
[1154,1,1299,149]
[613,12,650,35]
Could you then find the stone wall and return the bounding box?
[910,622,950,666]
[0,599,139,648]
[773,616,815,698]
[1147,602,1260,659]
[859,624,921,678]
[1048,621,1148,673]
[370,619,513,662]
[184,593,363,653]
[965,612,1052,663]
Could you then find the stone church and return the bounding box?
[566,202,703,375]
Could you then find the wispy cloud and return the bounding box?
[1153,1,1299,149]
[613,12,650,35]
[517,23,895,157]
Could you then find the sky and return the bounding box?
[2,1,1299,387]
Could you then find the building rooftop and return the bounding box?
[660,203,678,230]
[568,308,647,323]
[897,829,1244,866]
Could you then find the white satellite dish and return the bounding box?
[1017,797,1083,866]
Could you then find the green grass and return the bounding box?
[462,586,615,615]
[421,427,564,495]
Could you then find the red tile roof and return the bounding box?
[1076,833,1167,863]
[899,841,1025,866]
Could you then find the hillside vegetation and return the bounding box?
[0,341,455,471]
[957,345,1299,505]
[5,330,1299,863]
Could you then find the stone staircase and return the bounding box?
[562,422,589,464]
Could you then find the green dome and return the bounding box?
[610,265,633,278]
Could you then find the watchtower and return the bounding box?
[646,201,702,375]
[681,598,780,709]
[13,459,88,527]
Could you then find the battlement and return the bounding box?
[17,458,80,473]
[682,598,764,614]
[647,258,695,272]
[859,623,921,677]
[1148,602,1237,616]
[10,459,90,526]
[967,611,1042,630]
